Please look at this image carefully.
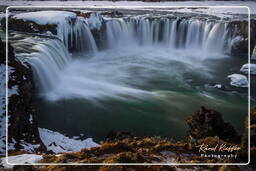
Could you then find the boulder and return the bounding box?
[187,106,239,143]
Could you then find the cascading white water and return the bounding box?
[104,17,234,54]
[16,14,243,101]
[25,39,71,94]
[57,16,98,52]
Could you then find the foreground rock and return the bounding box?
[2,107,253,170]
[187,106,239,143]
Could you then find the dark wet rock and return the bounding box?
[109,11,123,17]
[0,37,46,153]
[187,106,239,143]
[105,130,134,142]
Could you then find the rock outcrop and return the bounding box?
[186,106,239,143]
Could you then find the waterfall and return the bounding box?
[12,14,243,101]
[48,14,239,55]
[102,17,236,54]
[57,16,98,52]
[105,18,136,48]
[25,39,71,94]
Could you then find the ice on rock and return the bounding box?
[228,74,248,88]
[87,12,103,30]
[240,64,256,75]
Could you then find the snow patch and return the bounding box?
[13,11,77,25]
[20,142,40,153]
[240,64,256,75]
[1,154,42,168]
[227,74,248,88]
[39,128,99,153]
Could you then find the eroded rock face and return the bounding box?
[186,106,239,143]
[0,38,46,153]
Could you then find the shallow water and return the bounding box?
[36,46,248,142]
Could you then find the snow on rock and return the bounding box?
[87,12,103,30]
[39,128,99,153]
[13,11,77,25]
[228,74,248,88]
[20,142,41,153]
[1,154,42,168]
[240,64,256,75]
[0,64,21,155]
[13,11,77,47]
